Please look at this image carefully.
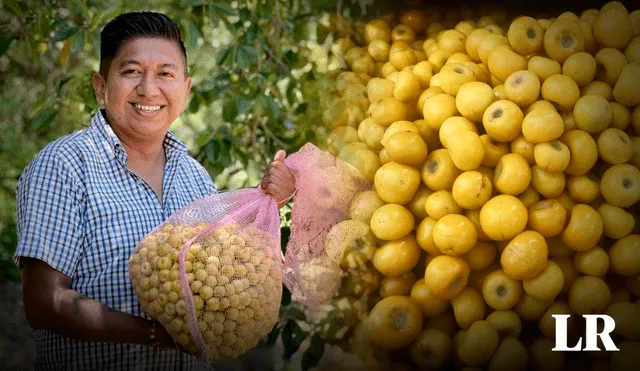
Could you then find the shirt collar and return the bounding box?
[90,109,188,163]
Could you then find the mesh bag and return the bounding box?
[128,143,369,363]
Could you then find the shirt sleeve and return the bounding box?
[13,151,86,277]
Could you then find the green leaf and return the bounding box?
[222,98,238,122]
[282,321,307,359]
[184,19,201,49]
[71,32,85,52]
[213,3,235,15]
[240,45,258,64]
[179,0,204,7]
[0,33,14,58]
[31,106,58,130]
[266,95,281,118]
[235,46,248,69]
[196,132,210,148]
[188,94,201,113]
[236,95,249,115]
[265,325,281,346]
[302,334,325,371]
[54,25,81,42]
[3,0,23,16]
[36,11,51,36]
[287,307,306,321]
[215,45,232,65]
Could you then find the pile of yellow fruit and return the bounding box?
[129,223,281,361]
[323,1,640,369]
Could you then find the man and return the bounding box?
[14,11,295,371]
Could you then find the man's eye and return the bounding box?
[124,69,140,75]
[160,72,173,77]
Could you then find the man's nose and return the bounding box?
[136,72,160,96]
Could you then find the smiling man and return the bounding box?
[14,12,295,371]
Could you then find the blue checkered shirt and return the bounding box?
[14,110,218,371]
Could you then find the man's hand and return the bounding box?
[260,149,296,208]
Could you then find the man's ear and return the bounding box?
[92,72,106,106]
[186,76,192,95]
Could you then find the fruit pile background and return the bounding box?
[320,0,640,370]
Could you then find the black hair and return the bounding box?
[99,11,188,78]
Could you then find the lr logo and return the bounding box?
[552,314,620,351]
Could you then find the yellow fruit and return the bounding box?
[373,234,421,276]
[425,255,470,300]
[412,60,434,88]
[384,131,428,166]
[573,94,612,133]
[393,70,421,102]
[390,46,418,71]
[513,293,551,322]
[400,9,428,33]
[365,19,391,44]
[569,275,611,315]
[579,20,598,55]
[559,130,599,176]
[381,120,420,147]
[340,148,381,183]
[410,328,452,370]
[607,302,640,341]
[374,161,421,205]
[423,93,459,131]
[507,16,544,55]
[447,129,485,171]
[451,287,485,329]
[438,63,476,96]
[370,204,415,241]
[518,186,541,208]
[367,77,395,104]
[561,204,604,252]
[482,269,522,310]
[541,74,580,112]
[538,301,573,339]
[543,19,586,64]
[534,140,570,173]
[528,199,568,238]
[417,85,445,113]
[522,260,564,302]
[562,52,597,87]
[456,81,495,122]
[494,153,531,196]
[480,135,509,168]
[610,101,631,130]
[411,279,449,317]
[560,111,576,132]
[600,164,640,207]
[433,214,478,256]
[480,195,529,241]
[456,320,500,368]
[488,46,528,83]
[483,100,524,142]
[598,128,634,164]
[528,56,562,83]
[325,219,376,269]
[575,246,610,276]
[529,337,565,371]
[510,135,536,165]
[416,217,440,256]
[439,29,467,53]
[424,190,462,220]
[466,28,491,61]
[463,242,496,271]
[501,230,549,280]
[488,337,529,371]
[478,33,510,65]
[610,235,640,276]
[632,137,640,168]
[392,24,416,44]
[370,97,408,127]
[626,36,640,63]
[349,190,386,224]
[421,149,462,191]
[599,203,635,239]
[380,273,417,298]
[568,175,601,206]
[613,63,640,107]
[452,171,493,210]
[465,209,492,242]
[368,39,391,63]
[524,100,557,116]
[327,125,359,155]
[504,70,541,108]
[594,7,633,49]
[595,48,627,87]
[368,295,423,350]
[439,116,477,148]
[407,185,432,220]
[522,109,565,144]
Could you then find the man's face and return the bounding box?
[93,37,192,142]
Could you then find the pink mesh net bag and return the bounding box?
[128,143,369,363]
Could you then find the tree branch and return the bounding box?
[260,118,288,149]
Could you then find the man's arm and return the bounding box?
[20,257,176,347]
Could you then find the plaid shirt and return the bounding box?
[14,110,218,371]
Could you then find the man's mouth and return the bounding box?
[132,103,164,112]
